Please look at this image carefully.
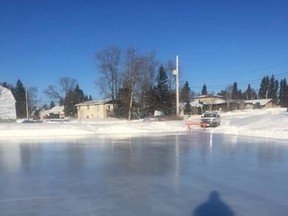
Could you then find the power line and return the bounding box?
[191,71,288,91]
[191,60,288,81]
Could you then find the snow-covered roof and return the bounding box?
[0,85,15,102]
[0,85,16,119]
[193,98,226,105]
[193,94,226,105]
[194,94,224,99]
[42,106,64,115]
[244,99,272,106]
[190,101,203,107]
[75,99,113,106]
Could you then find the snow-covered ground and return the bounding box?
[0,108,287,140]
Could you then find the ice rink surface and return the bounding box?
[0,132,287,216]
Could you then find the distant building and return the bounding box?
[244,99,275,109]
[0,85,16,121]
[193,94,226,112]
[191,94,247,113]
[75,99,114,120]
[40,106,65,119]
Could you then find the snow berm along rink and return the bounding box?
[0,108,287,140]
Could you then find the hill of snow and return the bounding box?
[0,108,287,140]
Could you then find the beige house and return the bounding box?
[75,99,114,119]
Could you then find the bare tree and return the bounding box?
[122,48,142,120]
[44,77,77,104]
[96,47,121,102]
[137,52,158,115]
[27,86,38,114]
[121,49,159,120]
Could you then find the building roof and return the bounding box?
[0,85,16,119]
[194,94,224,99]
[189,101,203,107]
[0,85,16,102]
[42,106,64,115]
[244,99,273,106]
[75,98,113,106]
[193,94,226,105]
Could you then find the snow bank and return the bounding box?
[0,108,287,140]
[214,108,288,140]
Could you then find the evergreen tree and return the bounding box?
[13,79,27,118]
[201,84,207,95]
[258,75,279,101]
[231,82,242,99]
[238,89,243,99]
[268,75,279,101]
[184,102,191,115]
[217,90,227,98]
[279,78,288,107]
[154,65,173,114]
[141,85,156,117]
[64,85,86,117]
[243,84,257,100]
[258,76,270,99]
[180,81,191,103]
[180,81,192,115]
[50,101,55,109]
[115,87,130,118]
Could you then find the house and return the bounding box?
[75,99,114,119]
[179,101,203,115]
[244,99,275,109]
[191,94,247,112]
[226,99,246,111]
[0,85,16,121]
[193,94,226,112]
[40,106,65,119]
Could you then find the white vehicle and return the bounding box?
[201,111,221,127]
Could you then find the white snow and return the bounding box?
[0,108,287,140]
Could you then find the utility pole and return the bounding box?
[173,55,180,116]
[25,86,29,119]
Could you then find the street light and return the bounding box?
[172,55,179,116]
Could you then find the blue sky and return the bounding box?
[1,0,288,102]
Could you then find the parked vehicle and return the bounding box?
[201,111,221,127]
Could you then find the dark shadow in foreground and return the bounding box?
[193,191,235,216]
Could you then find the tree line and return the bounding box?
[1,78,90,119]
[95,47,287,117]
[201,74,288,107]
[96,47,178,119]
[1,46,288,119]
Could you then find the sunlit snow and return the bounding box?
[0,108,287,140]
